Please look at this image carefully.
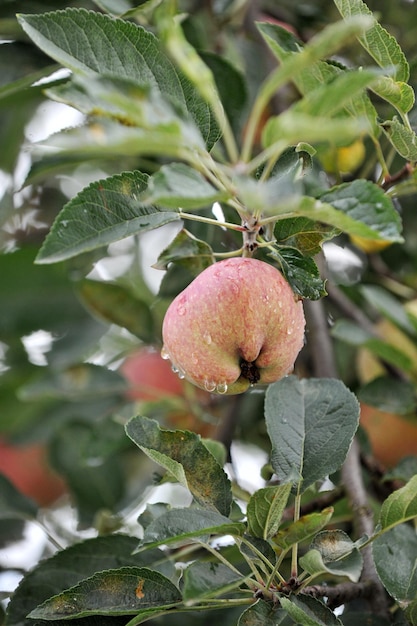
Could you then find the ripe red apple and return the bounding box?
[162,258,305,394]
[0,439,65,506]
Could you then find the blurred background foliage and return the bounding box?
[1,0,417,615]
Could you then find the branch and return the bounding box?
[302,580,373,610]
[304,297,338,378]
[341,439,389,616]
[305,272,390,617]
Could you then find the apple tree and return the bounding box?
[1,0,417,624]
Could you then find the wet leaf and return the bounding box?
[272,508,334,553]
[377,474,417,531]
[299,530,363,583]
[280,594,343,625]
[246,484,292,539]
[142,163,229,210]
[126,416,232,515]
[373,524,417,603]
[139,508,244,550]
[28,566,182,618]
[78,280,155,343]
[265,377,359,491]
[36,170,180,264]
[182,562,243,601]
[6,535,174,625]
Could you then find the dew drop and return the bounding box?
[191,352,199,365]
[171,364,179,374]
[178,369,186,380]
[203,331,212,345]
[204,380,216,393]
[282,418,288,424]
[161,346,170,360]
[178,306,186,316]
[287,328,293,335]
[216,382,228,394]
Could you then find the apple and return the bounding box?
[120,346,216,436]
[0,439,65,506]
[360,403,417,467]
[120,346,184,402]
[162,257,305,395]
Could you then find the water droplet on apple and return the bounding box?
[203,331,212,345]
[287,328,293,335]
[171,364,179,374]
[178,306,186,316]
[282,418,288,424]
[216,382,228,394]
[204,380,216,392]
[177,369,186,380]
[161,346,170,360]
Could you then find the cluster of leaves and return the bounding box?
[3,379,417,624]
[2,0,417,624]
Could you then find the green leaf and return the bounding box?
[257,21,379,138]
[373,524,417,603]
[49,419,127,527]
[246,484,292,539]
[36,170,180,264]
[78,280,155,343]
[28,566,182,618]
[142,163,229,209]
[265,377,359,491]
[238,599,289,625]
[182,562,243,602]
[125,416,232,515]
[272,507,334,553]
[268,247,326,300]
[382,118,417,161]
[262,111,369,150]
[371,77,415,114]
[139,508,244,550]
[19,363,127,401]
[292,67,380,119]
[334,0,409,82]
[154,229,215,273]
[299,530,363,583]
[6,535,174,625]
[362,339,413,372]
[46,76,205,151]
[0,474,38,520]
[377,474,417,531]
[319,180,403,244]
[280,594,343,626]
[360,285,416,335]
[201,51,247,133]
[274,217,337,257]
[17,8,218,148]
[358,377,417,414]
[407,600,417,626]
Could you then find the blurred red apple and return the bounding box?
[120,346,184,402]
[360,403,417,468]
[120,346,216,436]
[0,438,65,506]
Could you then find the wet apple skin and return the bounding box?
[162,258,305,395]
